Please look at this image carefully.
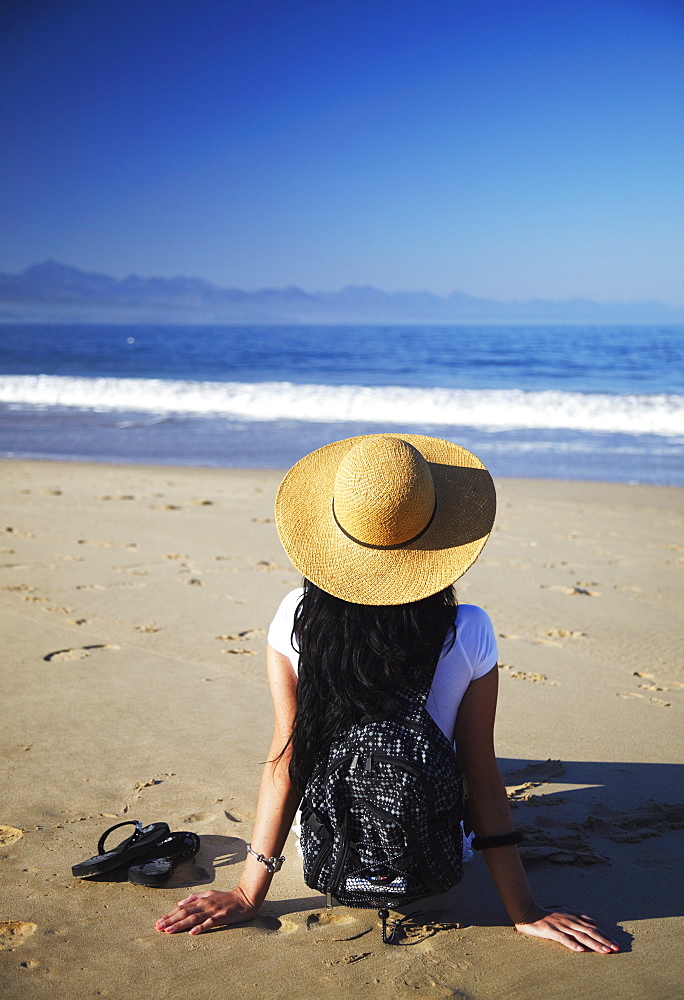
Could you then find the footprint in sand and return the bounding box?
[270,910,359,938]
[505,761,566,808]
[307,911,356,928]
[43,644,120,663]
[216,628,266,641]
[242,916,282,933]
[78,539,137,549]
[222,648,257,656]
[498,664,557,685]
[521,844,609,866]
[524,629,587,647]
[324,953,372,966]
[0,921,37,950]
[582,802,684,842]
[504,759,565,780]
[506,782,565,807]
[633,670,684,693]
[304,911,374,942]
[115,565,149,576]
[518,826,609,866]
[616,671,681,706]
[541,584,600,597]
[0,825,23,847]
[133,774,174,795]
[0,562,55,570]
[182,811,215,824]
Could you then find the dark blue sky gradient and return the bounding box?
[1,0,682,301]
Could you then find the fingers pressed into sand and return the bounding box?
[189,916,215,935]
[157,893,212,929]
[554,911,617,950]
[157,902,208,932]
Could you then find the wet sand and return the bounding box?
[1,459,682,999]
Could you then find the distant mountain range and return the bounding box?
[1,261,682,325]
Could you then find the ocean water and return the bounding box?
[0,323,682,484]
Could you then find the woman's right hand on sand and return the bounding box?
[155,888,257,935]
[514,906,620,953]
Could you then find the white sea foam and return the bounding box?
[0,374,682,437]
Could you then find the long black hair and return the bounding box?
[287,579,457,791]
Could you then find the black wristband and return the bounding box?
[472,830,523,850]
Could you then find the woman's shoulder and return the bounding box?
[267,588,303,657]
[456,603,494,629]
[268,587,304,631]
[452,603,498,676]
[275,587,304,614]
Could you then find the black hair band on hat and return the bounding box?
[472,830,523,850]
[331,496,438,551]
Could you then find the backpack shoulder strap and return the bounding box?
[409,615,457,710]
[397,663,440,715]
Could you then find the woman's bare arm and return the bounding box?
[455,667,619,953]
[156,644,301,935]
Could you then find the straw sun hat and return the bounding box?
[275,433,496,605]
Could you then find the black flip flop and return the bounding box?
[127,831,201,887]
[72,820,170,878]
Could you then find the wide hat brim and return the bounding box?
[275,433,496,605]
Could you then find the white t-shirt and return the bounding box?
[267,588,498,743]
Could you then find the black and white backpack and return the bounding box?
[299,677,467,939]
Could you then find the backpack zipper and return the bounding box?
[308,832,334,887]
[326,816,350,908]
[322,717,457,782]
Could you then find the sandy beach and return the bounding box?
[1,458,682,1000]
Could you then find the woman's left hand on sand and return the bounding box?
[156,888,257,935]
[514,906,620,953]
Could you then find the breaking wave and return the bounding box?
[0,374,682,437]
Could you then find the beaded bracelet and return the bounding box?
[471,830,523,850]
[246,843,286,873]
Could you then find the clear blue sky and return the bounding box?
[1,0,683,302]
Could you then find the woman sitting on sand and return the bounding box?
[156,434,618,953]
